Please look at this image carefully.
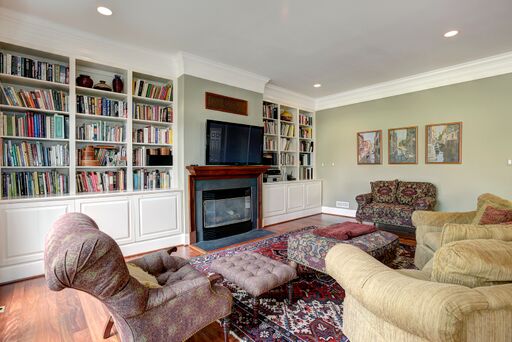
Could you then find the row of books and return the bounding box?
[264,121,277,135]
[133,147,172,166]
[300,127,313,139]
[300,140,314,152]
[280,138,294,151]
[300,167,314,180]
[133,169,171,191]
[0,112,68,139]
[76,171,126,193]
[299,153,312,166]
[280,123,295,137]
[133,79,173,101]
[76,95,127,117]
[263,102,278,119]
[280,153,296,166]
[299,114,313,126]
[2,141,69,167]
[76,122,125,142]
[264,136,277,151]
[76,146,127,167]
[0,52,69,84]
[133,104,172,123]
[1,86,68,111]
[2,171,68,198]
[133,126,172,145]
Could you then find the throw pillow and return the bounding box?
[396,181,435,206]
[479,206,512,225]
[431,239,512,288]
[473,194,512,224]
[370,180,398,203]
[126,263,162,288]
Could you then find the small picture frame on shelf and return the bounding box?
[425,122,462,164]
[357,130,382,165]
[388,126,418,164]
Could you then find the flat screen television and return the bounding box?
[206,120,263,165]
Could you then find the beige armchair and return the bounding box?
[326,243,512,342]
[413,193,512,269]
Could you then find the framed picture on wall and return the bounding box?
[357,130,382,164]
[388,126,418,164]
[425,122,462,164]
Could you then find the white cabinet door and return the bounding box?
[0,200,74,266]
[136,193,180,241]
[305,181,322,209]
[286,183,305,213]
[263,184,287,217]
[75,197,134,245]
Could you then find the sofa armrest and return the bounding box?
[441,223,512,246]
[475,284,512,311]
[413,196,436,211]
[412,210,476,244]
[325,244,488,341]
[355,193,373,206]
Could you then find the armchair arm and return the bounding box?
[441,223,512,246]
[130,248,189,276]
[355,193,373,206]
[412,210,476,244]
[146,275,210,310]
[413,196,436,211]
[326,244,488,341]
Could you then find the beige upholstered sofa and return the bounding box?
[326,241,512,342]
[413,193,512,269]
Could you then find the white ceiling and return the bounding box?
[1,0,512,97]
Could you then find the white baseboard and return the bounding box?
[322,206,357,217]
[0,260,44,284]
[263,207,322,226]
[120,234,187,256]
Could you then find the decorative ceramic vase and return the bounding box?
[76,74,93,88]
[112,75,124,93]
[93,80,112,92]
[280,110,293,122]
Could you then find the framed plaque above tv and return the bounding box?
[205,92,248,116]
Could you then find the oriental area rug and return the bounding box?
[189,226,415,342]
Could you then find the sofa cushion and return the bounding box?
[478,205,512,225]
[423,232,441,251]
[473,194,512,224]
[371,180,398,203]
[396,181,436,206]
[432,239,512,288]
[126,263,162,288]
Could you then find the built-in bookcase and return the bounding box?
[262,100,315,182]
[0,41,177,200]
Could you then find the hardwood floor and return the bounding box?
[0,214,410,342]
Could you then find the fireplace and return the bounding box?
[187,165,269,243]
[202,187,252,240]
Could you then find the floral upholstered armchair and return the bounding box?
[356,180,437,228]
[44,213,232,342]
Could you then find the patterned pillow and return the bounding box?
[479,206,512,225]
[370,180,398,203]
[396,181,435,206]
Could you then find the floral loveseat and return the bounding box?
[356,180,437,228]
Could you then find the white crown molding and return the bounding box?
[315,51,512,111]
[177,52,270,93]
[264,84,315,110]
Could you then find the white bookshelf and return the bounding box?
[0,41,177,200]
[262,100,315,182]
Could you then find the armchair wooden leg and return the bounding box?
[221,316,230,342]
[287,282,294,304]
[103,316,114,339]
[253,296,260,323]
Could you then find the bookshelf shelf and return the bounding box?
[132,142,172,147]
[76,166,127,170]
[1,166,69,170]
[132,118,172,126]
[75,140,126,145]
[1,136,69,142]
[76,113,127,122]
[0,104,70,115]
[133,165,173,169]
[0,73,69,91]
[76,85,127,100]
[132,95,172,106]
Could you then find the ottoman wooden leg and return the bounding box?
[287,282,293,304]
[253,296,260,322]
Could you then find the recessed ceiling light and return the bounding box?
[443,30,459,38]
[313,83,322,88]
[97,6,112,16]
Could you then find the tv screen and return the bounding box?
[206,120,263,165]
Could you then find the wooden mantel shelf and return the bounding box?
[186,165,269,177]
[186,165,270,244]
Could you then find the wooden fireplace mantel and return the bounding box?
[186,165,269,244]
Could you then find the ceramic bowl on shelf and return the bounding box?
[76,74,93,88]
[93,80,112,91]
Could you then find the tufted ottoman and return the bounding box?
[211,252,297,319]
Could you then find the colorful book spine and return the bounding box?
[132,103,173,122]
[76,95,127,117]
[2,171,68,198]
[0,52,69,84]
[133,126,172,144]
[133,169,171,191]
[76,121,125,142]
[75,170,126,193]
[0,112,68,139]
[132,79,173,101]
[1,86,68,111]
[2,141,69,167]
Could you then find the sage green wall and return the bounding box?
[180,75,263,166]
[317,73,512,212]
